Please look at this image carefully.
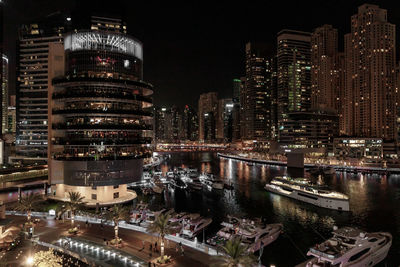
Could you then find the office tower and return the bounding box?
[270,56,278,140]
[182,105,198,141]
[15,14,72,163]
[217,98,234,142]
[336,52,346,135]
[280,111,338,151]
[277,30,311,139]
[7,106,16,133]
[311,25,339,112]
[0,1,3,135]
[344,4,396,140]
[49,29,153,204]
[242,42,273,141]
[198,92,218,142]
[233,79,241,103]
[1,55,7,134]
[154,107,167,142]
[170,105,181,143]
[90,16,127,33]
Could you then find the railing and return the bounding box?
[52,108,153,117]
[0,169,48,183]
[53,137,152,146]
[53,153,152,161]
[8,211,219,256]
[52,123,153,131]
[53,92,153,104]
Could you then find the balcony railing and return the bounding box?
[53,152,152,161]
[52,123,153,130]
[53,137,152,145]
[52,91,152,104]
[52,108,153,117]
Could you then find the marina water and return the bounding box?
[144,151,400,266]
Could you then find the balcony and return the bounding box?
[52,137,152,145]
[52,91,152,104]
[52,108,153,117]
[52,123,152,131]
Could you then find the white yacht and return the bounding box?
[265,176,350,211]
[199,173,224,190]
[207,216,282,253]
[303,227,392,267]
[180,213,212,239]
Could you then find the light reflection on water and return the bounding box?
[149,152,399,266]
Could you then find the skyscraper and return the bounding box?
[311,25,339,112]
[344,4,396,140]
[182,105,198,141]
[15,14,71,163]
[277,30,311,140]
[1,55,7,134]
[242,42,273,141]
[217,98,234,142]
[198,92,218,142]
[49,28,152,204]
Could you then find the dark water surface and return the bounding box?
[143,152,400,266]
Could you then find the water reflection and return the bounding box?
[155,152,399,266]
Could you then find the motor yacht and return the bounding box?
[265,176,350,211]
[180,213,212,239]
[303,227,392,267]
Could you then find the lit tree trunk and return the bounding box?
[27,210,31,222]
[71,211,75,227]
[161,235,165,256]
[114,222,119,240]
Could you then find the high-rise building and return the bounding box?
[90,16,127,34]
[344,4,396,140]
[0,1,3,135]
[198,92,218,142]
[217,98,234,142]
[154,107,168,142]
[15,14,71,163]
[233,79,241,103]
[311,25,339,112]
[182,105,198,141]
[49,28,153,204]
[1,55,7,134]
[277,30,311,139]
[242,42,273,141]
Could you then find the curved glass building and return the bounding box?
[49,30,153,205]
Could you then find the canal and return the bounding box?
[143,151,400,266]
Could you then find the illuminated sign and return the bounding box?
[64,31,143,60]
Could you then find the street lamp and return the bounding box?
[26,256,34,265]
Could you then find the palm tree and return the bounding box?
[62,192,85,227]
[14,193,43,222]
[211,237,257,267]
[147,213,179,256]
[104,205,130,242]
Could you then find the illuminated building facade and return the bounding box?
[2,55,7,134]
[217,98,234,142]
[279,111,338,152]
[198,92,218,142]
[49,30,153,205]
[344,4,396,140]
[333,138,383,160]
[15,14,71,163]
[277,30,311,140]
[242,42,273,141]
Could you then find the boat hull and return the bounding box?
[265,184,349,211]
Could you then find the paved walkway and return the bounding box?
[5,215,215,266]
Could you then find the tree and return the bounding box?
[32,249,62,267]
[147,213,179,256]
[14,193,43,222]
[104,205,130,242]
[62,192,85,227]
[211,237,257,267]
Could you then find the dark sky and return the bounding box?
[3,0,400,108]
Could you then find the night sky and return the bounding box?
[3,0,400,108]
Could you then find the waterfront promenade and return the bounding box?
[4,215,214,266]
[217,152,400,174]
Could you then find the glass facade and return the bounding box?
[51,31,153,188]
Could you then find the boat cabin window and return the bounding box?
[368,238,378,242]
[348,248,370,262]
[378,240,385,246]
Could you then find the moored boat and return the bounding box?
[265,176,350,211]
